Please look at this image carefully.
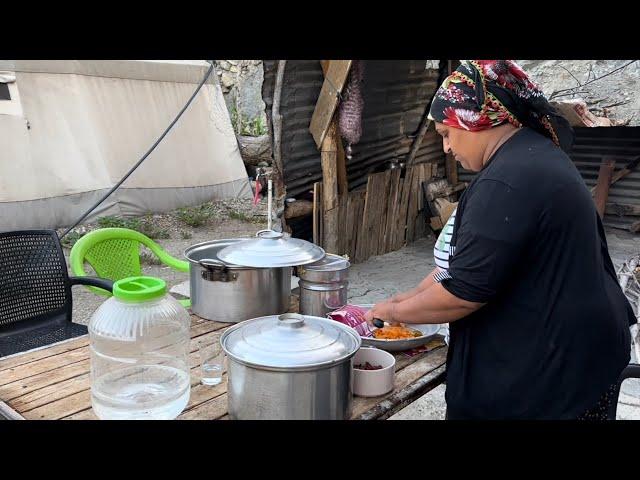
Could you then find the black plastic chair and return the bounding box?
[608,364,640,419]
[0,230,114,358]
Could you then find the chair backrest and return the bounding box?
[84,237,142,281]
[70,228,147,297]
[0,230,72,330]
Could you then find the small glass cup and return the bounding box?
[199,334,225,386]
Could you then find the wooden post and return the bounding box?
[321,122,340,253]
[320,60,349,196]
[594,157,616,219]
[271,60,287,229]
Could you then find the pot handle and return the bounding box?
[256,229,284,240]
[198,258,238,283]
[278,313,305,328]
[198,258,226,270]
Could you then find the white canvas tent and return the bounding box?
[0,60,251,231]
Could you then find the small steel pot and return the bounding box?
[298,254,350,317]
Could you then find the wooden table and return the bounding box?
[0,304,447,420]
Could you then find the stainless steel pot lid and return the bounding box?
[184,238,253,270]
[221,313,361,370]
[300,253,350,272]
[217,230,325,268]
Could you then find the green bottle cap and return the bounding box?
[112,276,167,302]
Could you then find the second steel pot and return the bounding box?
[184,239,291,322]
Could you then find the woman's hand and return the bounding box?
[364,301,398,327]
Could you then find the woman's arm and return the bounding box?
[365,281,484,325]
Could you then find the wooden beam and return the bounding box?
[594,157,616,219]
[320,60,348,196]
[309,60,352,148]
[591,155,640,196]
[405,116,432,167]
[321,122,339,253]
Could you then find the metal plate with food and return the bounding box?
[357,304,443,352]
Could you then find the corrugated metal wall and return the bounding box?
[458,126,640,230]
[262,60,445,198]
[572,127,640,230]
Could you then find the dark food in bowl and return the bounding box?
[354,362,383,370]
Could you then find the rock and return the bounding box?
[220,72,235,88]
[517,60,640,126]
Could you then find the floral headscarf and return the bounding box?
[428,60,573,153]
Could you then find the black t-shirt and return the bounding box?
[441,127,634,419]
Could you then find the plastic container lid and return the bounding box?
[221,313,361,371]
[112,276,167,302]
[217,230,325,268]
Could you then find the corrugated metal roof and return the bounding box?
[458,126,640,230]
[262,60,445,197]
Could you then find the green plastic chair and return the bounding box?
[69,227,191,308]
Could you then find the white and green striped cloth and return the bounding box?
[433,208,456,283]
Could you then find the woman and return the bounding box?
[364,60,634,419]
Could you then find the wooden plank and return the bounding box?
[351,346,448,419]
[375,170,393,256]
[310,60,352,148]
[178,392,228,420]
[355,175,375,262]
[405,164,425,243]
[321,122,339,212]
[414,164,433,240]
[356,364,446,420]
[594,157,616,219]
[383,169,401,253]
[358,172,388,261]
[0,359,90,401]
[22,389,92,420]
[0,398,24,420]
[591,155,640,195]
[345,190,365,261]
[0,336,89,373]
[12,373,90,413]
[321,122,340,254]
[62,408,97,420]
[320,60,348,197]
[393,166,414,251]
[0,346,90,387]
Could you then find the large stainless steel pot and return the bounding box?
[184,239,291,322]
[221,312,361,420]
